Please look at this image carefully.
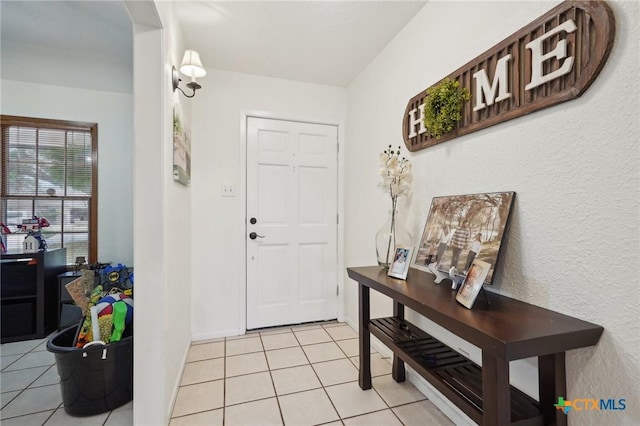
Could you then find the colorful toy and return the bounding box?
[98,263,133,290]
[99,314,113,343]
[110,302,128,342]
[17,216,50,252]
[75,285,105,347]
[96,293,133,325]
[0,222,11,253]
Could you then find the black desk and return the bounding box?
[1,248,66,342]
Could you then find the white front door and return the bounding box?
[246,117,338,329]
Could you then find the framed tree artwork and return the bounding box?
[414,191,515,285]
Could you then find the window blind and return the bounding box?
[1,116,97,264]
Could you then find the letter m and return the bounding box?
[600,399,615,410]
[472,54,512,111]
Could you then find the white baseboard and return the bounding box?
[167,342,190,422]
[343,316,475,425]
[191,328,245,342]
[405,367,476,425]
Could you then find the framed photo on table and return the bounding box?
[388,247,413,280]
[455,259,491,309]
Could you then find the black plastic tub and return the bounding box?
[47,325,133,416]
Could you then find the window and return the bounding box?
[1,115,97,264]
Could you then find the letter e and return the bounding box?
[525,19,577,91]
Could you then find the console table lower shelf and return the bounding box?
[370,317,541,425]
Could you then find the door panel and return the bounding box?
[298,243,328,302]
[258,245,289,307]
[299,167,327,225]
[247,117,337,329]
[258,165,289,224]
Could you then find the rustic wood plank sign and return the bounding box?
[403,0,615,152]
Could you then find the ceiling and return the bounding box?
[1,1,132,63]
[0,1,134,92]
[1,1,426,89]
[176,1,426,87]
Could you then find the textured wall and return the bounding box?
[345,1,639,424]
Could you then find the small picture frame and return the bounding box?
[455,259,491,309]
[388,247,413,280]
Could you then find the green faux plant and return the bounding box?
[423,78,470,139]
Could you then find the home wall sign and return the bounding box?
[403,0,615,152]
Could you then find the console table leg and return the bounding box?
[358,284,371,390]
[539,352,567,426]
[392,301,406,382]
[482,353,510,425]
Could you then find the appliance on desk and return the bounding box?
[1,248,67,343]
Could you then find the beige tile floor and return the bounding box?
[0,334,132,425]
[171,322,453,426]
[1,322,454,425]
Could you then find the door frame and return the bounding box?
[239,111,345,332]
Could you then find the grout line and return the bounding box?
[339,407,400,423]
[257,333,284,425]
[298,339,336,348]
[222,338,226,426]
[169,406,224,421]
[1,363,54,374]
[0,370,58,416]
[174,377,224,389]
[43,406,59,424]
[0,352,29,372]
[222,394,278,410]
[102,408,113,426]
[224,348,264,358]
[185,355,225,364]
[0,407,57,422]
[272,383,324,398]
[292,330,342,421]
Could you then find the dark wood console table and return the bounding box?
[347,266,603,426]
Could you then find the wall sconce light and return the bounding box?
[172,49,207,98]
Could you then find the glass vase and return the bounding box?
[376,209,412,270]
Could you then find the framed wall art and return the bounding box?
[414,191,515,284]
[173,106,191,186]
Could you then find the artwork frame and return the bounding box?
[387,246,413,280]
[455,259,491,309]
[414,191,515,285]
[173,106,191,186]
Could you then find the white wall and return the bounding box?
[156,1,193,420]
[190,70,346,339]
[345,1,639,425]
[1,40,132,94]
[0,80,134,265]
[130,1,193,424]
[132,24,166,426]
